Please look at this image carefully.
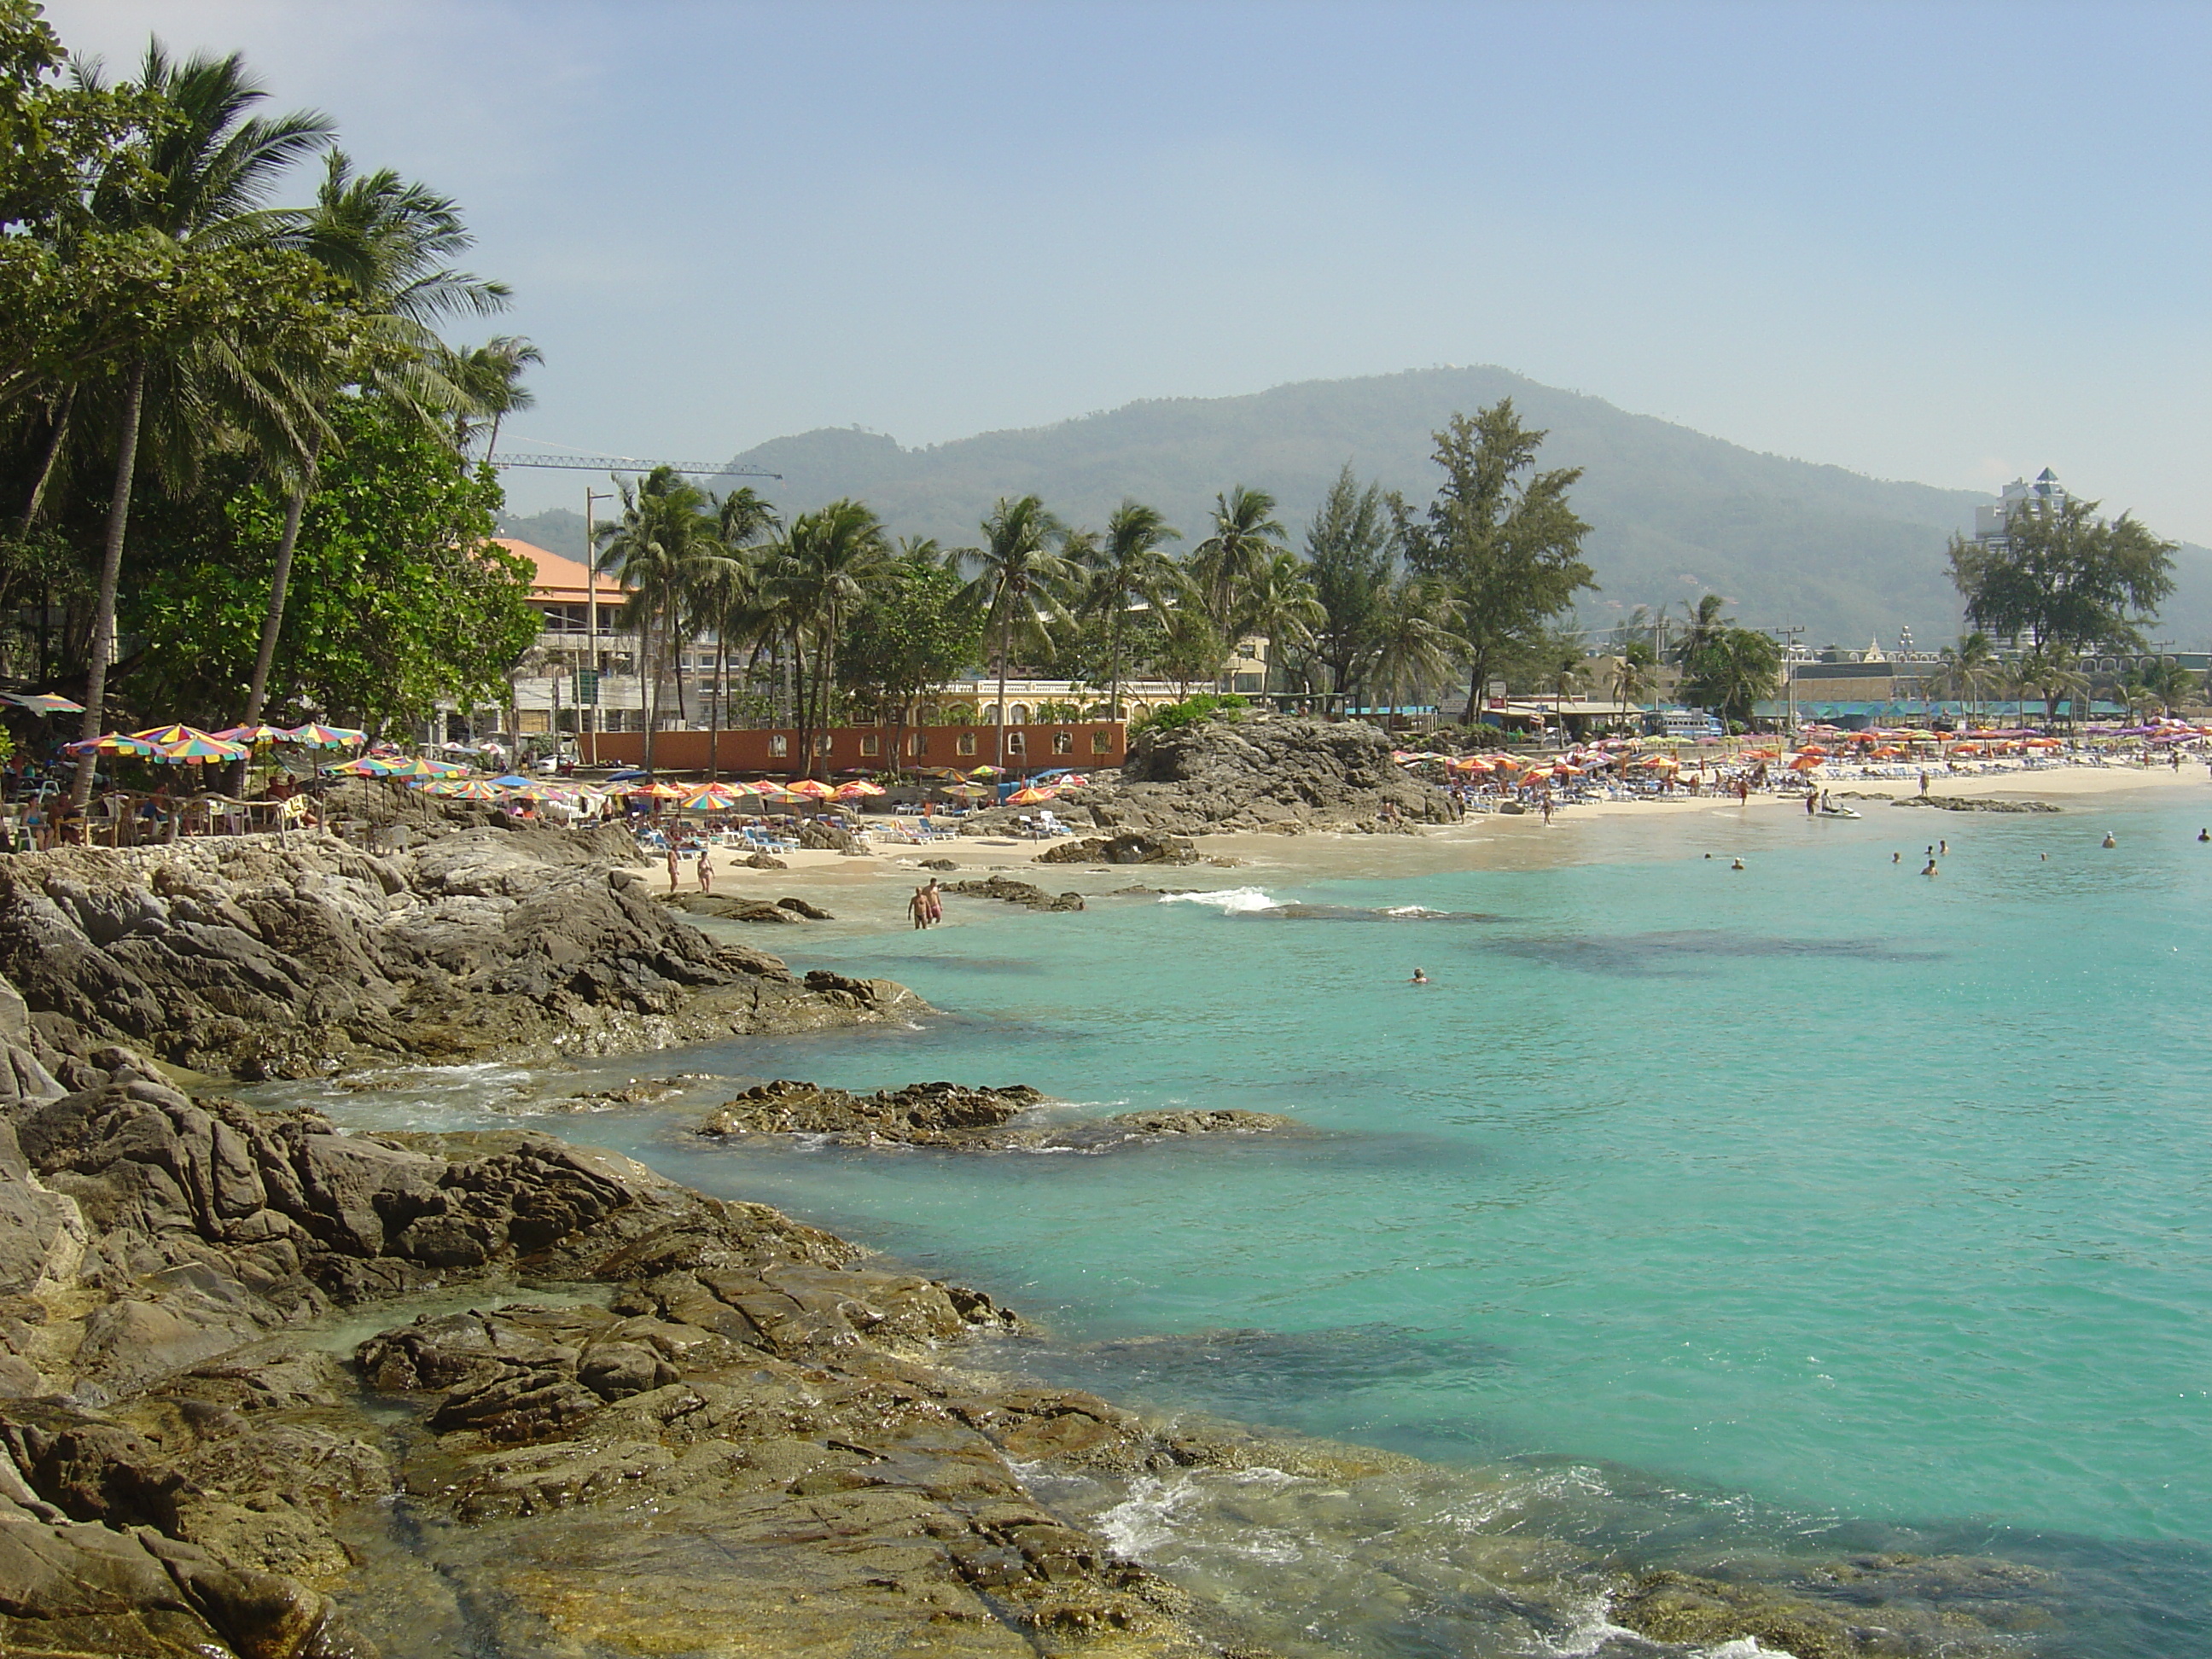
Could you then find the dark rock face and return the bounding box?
[1035,831,1199,866]
[775,896,834,919]
[661,893,801,923]
[944,877,1086,912]
[740,851,787,869]
[963,717,1450,838]
[0,832,921,1079]
[795,820,864,853]
[1892,795,2063,813]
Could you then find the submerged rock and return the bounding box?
[697,1083,1299,1152]
[944,876,1086,912]
[1892,795,2061,812]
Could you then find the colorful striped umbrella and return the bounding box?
[783,778,835,798]
[830,779,886,800]
[3,692,84,714]
[677,783,747,812]
[327,754,414,777]
[282,723,367,748]
[614,780,685,799]
[127,725,249,764]
[211,723,293,746]
[1005,785,1057,805]
[423,778,507,800]
[64,732,160,758]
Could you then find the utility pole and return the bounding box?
[582,486,612,755]
[1768,623,1806,735]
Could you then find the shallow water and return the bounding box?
[266,791,2212,1656]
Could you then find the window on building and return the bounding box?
[907,732,927,756]
[1091,730,1113,754]
[813,734,832,755]
[769,733,788,757]
[1006,731,1026,754]
[1052,731,1073,754]
[957,731,977,756]
[859,734,880,756]
[1010,704,1029,724]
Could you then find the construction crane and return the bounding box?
[486,451,780,480]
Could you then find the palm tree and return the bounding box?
[1077,502,1179,715]
[1369,577,1463,725]
[67,44,335,804]
[595,467,725,771]
[1233,548,1326,698]
[240,152,509,748]
[1936,630,1996,725]
[769,498,889,773]
[2015,646,2088,728]
[450,334,541,456]
[1188,486,1286,686]
[696,486,781,775]
[1672,592,1728,669]
[1612,653,1654,727]
[952,495,1073,770]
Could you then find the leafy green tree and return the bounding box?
[1368,576,1462,719]
[1397,400,1594,723]
[1304,464,1397,702]
[768,496,890,771]
[596,465,728,768]
[1935,630,1996,722]
[839,553,984,774]
[61,43,338,800]
[1947,493,2177,658]
[1074,499,1180,719]
[1234,547,1325,694]
[130,390,533,731]
[1679,626,1782,726]
[950,494,1073,769]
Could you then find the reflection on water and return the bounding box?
[1489,928,1949,978]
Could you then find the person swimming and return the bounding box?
[2197,829,2208,842]
[1409,968,1429,984]
[2102,832,2117,848]
[1922,857,1939,876]
[1730,857,1745,870]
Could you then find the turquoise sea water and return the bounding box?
[300,793,2212,1655]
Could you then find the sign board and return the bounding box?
[573,667,599,706]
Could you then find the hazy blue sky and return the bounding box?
[41,1,2212,533]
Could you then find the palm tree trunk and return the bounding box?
[19,388,73,533]
[73,360,147,809]
[1108,606,1122,722]
[641,612,657,773]
[233,435,325,794]
[708,637,725,781]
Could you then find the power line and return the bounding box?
[486,451,780,479]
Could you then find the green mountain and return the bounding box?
[503,367,2212,649]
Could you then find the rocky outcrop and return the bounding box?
[964,717,1451,837]
[0,831,920,1080]
[944,876,1086,912]
[661,893,801,923]
[0,1057,1282,1658]
[796,819,865,853]
[698,1082,1300,1152]
[1892,795,2062,813]
[1035,830,1199,865]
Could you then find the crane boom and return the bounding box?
[486,452,779,479]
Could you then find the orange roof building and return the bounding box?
[493,537,626,609]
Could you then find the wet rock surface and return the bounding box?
[1892,795,2063,812]
[945,876,1086,911]
[1036,830,1200,865]
[697,1082,1300,1152]
[0,830,920,1079]
[963,718,1451,838]
[0,1053,1283,1658]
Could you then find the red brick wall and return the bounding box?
[576,722,1124,774]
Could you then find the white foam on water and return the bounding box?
[1156,887,1279,913]
[1384,905,1447,917]
[1094,1474,1200,1557]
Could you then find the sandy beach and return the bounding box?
[633,758,2212,931]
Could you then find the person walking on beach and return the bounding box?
[666,843,680,894]
[908,887,931,929]
[1806,791,1817,817]
[696,841,713,895]
[923,877,944,926]
[1919,770,1930,795]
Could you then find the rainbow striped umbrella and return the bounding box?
[327,754,414,777]
[64,732,161,758]
[129,725,249,764]
[211,723,292,746]
[3,692,84,714]
[423,778,507,800]
[677,782,747,812]
[282,723,367,748]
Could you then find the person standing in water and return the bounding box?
[1409,968,1429,984]
[923,877,943,926]
[908,887,931,929]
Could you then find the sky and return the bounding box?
[39,0,2212,533]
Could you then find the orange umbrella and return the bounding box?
[1489,754,1524,771]
[1789,754,1823,770]
[784,778,835,798]
[1006,785,1057,805]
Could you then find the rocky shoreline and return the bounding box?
[696,1080,1301,1150]
[0,828,917,1082]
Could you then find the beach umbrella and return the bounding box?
[1056,774,1089,787]
[784,778,835,798]
[3,692,84,714]
[677,783,748,812]
[326,754,416,777]
[414,756,472,777]
[1005,785,1057,805]
[831,779,886,800]
[129,725,249,764]
[965,765,1002,779]
[211,723,291,747]
[281,723,367,748]
[424,778,507,801]
[489,773,535,789]
[64,731,161,758]
[631,780,685,800]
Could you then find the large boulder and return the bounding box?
[964,717,1450,837]
[1034,830,1198,865]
